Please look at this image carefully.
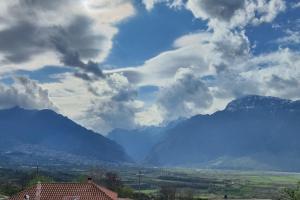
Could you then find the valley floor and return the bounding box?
[1,166,300,199]
[116,167,300,199]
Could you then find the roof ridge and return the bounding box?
[40,182,87,184]
[90,182,117,200]
[8,181,118,200]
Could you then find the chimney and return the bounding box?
[87,177,92,184]
[35,181,41,200]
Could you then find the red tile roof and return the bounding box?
[8,181,118,200]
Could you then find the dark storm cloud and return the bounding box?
[0,1,105,78]
[22,0,65,10]
[268,75,299,90]
[74,72,95,81]
[51,17,105,78]
[197,0,245,21]
[0,21,48,63]
[50,16,105,61]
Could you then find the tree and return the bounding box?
[158,186,177,200]
[177,189,195,200]
[281,182,300,200]
[27,176,54,187]
[0,183,20,196]
[104,172,123,191]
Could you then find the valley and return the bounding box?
[1,95,300,199]
[1,166,300,199]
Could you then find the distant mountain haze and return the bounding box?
[107,119,183,161]
[0,107,131,167]
[108,128,163,162]
[145,95,300,171]
[109,95,300,172]
[2,95,300,172]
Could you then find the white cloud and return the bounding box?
[240,49,300,99]
[0,0,296,133]
[40,73,94,119]
[135,104,164,126]
[277,29,300,45]
[292,2,300,9]
[156,67,213,120]
[0,0,135,73]
[142,0,158,10]
[41,72,144,134]
[84,73,144,133]
[0,77,56,110]
[142,0,183,10]
[114,0,300,128]
[142,0,286,29]
[106,29,250,87]
[186,0,286,28]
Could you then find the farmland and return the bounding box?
[1,166,300,199]
[116,167,300,199]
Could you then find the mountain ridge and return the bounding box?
[145,95,300,171]
[0,106,132,167]
[109,95,300,172]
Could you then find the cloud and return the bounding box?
[187,0,245,22]
[118,0,296,126]
[240,49,300,99]
[112,0,283,89]
[134,67,214,126]
[0,0,295,133]
[41,72,144,133]
[0,0,135,73]
[104,31,214,86]
[276,29,300,45]
[292,2,300,9]
[0,77,56,110]
[156,67,213,121]
[50,21,105,79]
[106,29,250,86]
[268,74,299,90]
[187,0,286,28]
[82,73,144,133]
[142,0,183,10]
[142,0,286,29]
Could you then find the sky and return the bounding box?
[0,0,299,134]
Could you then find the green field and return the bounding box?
[1,166,300,199]
[115,167,300,199]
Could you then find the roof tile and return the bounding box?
[8,182,117,200]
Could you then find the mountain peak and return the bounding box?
[0,107,131,167]
[225,95,293,112]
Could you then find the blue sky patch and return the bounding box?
[15,66,72,83]
[104,2,207,68]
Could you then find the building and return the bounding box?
[8,178,118,200]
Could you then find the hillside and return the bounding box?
[0,107,131,167]
[108,119,183,161]
[144,95,300,171]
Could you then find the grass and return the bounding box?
[1,166,300,199]
[115,167,300,199]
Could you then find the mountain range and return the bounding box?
[1,95,300,172]
[0,107,131,168]
[108,120,181,161]
[109,95,300,172]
